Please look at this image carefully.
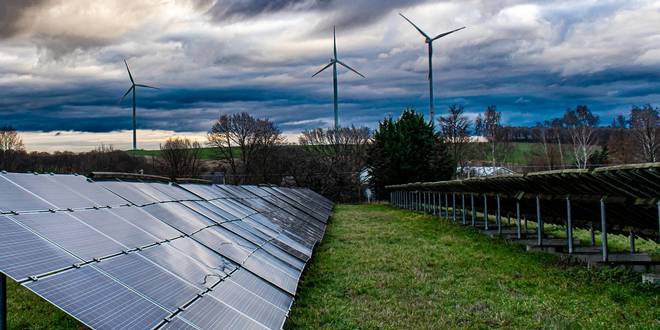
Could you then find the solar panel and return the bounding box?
[228,269,294,311]
[108,206,182,241]
[209,279,287,330]
[0,172,333,329]
[176,295,266,330]
[0,216,79,280]
[0,173,97,210]
[139,243,227,289]
[97,180,159,206]
[26,267,169,329]
[9,212,125,261]
[0,175,53,213]
[95,253,200,311]
[71,209,160,248]
[143,203,215,234]
[47,174,128,207]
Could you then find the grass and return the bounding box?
[286,204,660,329]
[6,279,85,329]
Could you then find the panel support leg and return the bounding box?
[496,194,501,235]
[461,194,466,225]
[483,195,489,230]
[452,193,456,223]
[1,272,6,330]
[516,201,521,239]
[600,198,608,262]
[444,193,449,219]
[536,195,543,246]
[471,193,476,226]
[629,231,635,254]
[566,196,573,254]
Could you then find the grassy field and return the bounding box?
[127,147,227,160]
[286,204,659,329]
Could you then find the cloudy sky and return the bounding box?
[1,0,659,150]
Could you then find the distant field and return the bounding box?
[127,142,551,164]
[287,204,660,329]
[127,147,233,160]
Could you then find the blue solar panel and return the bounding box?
[177,294,266,330]
[139,243,227,289]
[0,172,333,329]
[71,209,160,249]
[10,212,124,261]
[108,206,182,240]
[95,253,200,311]
[26,266,169,329]
[143,203,215,234]
[0,175,53,213]
[0,215,79,280]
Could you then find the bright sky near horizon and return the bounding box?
[1,0,659,151]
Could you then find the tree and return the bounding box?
[0,125,25,171]
[438,104,470,177]
[563,105,599,169]
[607,114,635,164]
[207,112,283,184]
[368,109,454,200]
[630,105,659,162]
[475,105,506,168]
[550,118,566,167]
[298,126,371,202]
[160,137,202,179]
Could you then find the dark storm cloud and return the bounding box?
[198,0,428,31]
[1,0,659,137]
[0,0,48,38]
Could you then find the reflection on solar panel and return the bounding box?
[0,172,333,329]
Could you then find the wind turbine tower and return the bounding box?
[313,26,365,130]
[400,13,465,123]
[120,59,158,150]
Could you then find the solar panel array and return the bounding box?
[387,163,660,240]
[0,172,333,329]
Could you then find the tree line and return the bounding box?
[1,103,657,202]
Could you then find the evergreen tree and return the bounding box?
[368,109,454,200]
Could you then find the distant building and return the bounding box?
[457,165,515,178]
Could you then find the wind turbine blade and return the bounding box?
[135,84,159,90]
[432,26,466,41]
[336,60,365,78]
[312,61,334,77]
[123,59,134,84]
[118,86,134,103]
[333,26,338,60]
[399,13,429,39]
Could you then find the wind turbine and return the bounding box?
[119,59,158,150]
[312,26,365,130]
[399,13,465,123]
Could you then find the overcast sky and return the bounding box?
[1,0,659,140]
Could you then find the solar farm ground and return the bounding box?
[286,204,659,329]
[5,203,660,329]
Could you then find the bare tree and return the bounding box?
[207,112,283,184]
[438,104,470,176]
[550,118,566,167]
[630,105,659,162]
[533,121,552,170]
[475,105,502,168]
[0,126,25,171]
[160,137,202,179]
[563,105,599,169]
[298,126,371,202]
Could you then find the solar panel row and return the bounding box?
[0,172,333,330]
